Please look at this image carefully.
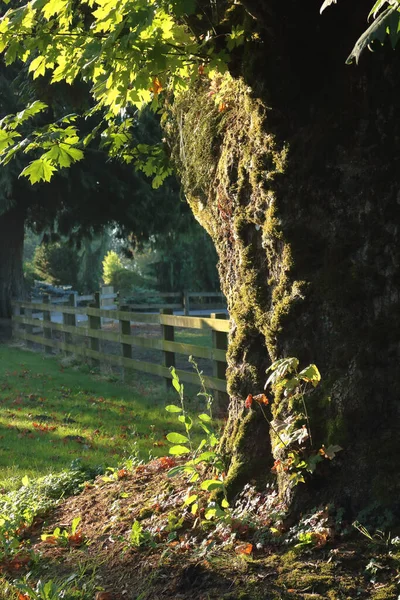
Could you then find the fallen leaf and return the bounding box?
[235,543,253,555]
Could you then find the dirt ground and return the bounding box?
[8,458,399,600]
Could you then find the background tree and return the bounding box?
[0,59,210,317]
[2,0,400,522]
[32,243,80,289]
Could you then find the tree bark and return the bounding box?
[168,0,400,520]
[0,207,25,328]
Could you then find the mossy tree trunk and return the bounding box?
[168,0,400,518]
[0,207,25,324]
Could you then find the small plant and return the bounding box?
[165,361,228,521]
[247,357,342,486]
[129,520,156,549]
[41,516,85,547]
[15,575,78,600]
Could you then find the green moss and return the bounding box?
[167,73,306,495]
[370,585,398,599]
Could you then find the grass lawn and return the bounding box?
[0,344,201,491]
[175,328,212,348]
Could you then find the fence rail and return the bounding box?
[12,298,229,397]
[30,289,226,315]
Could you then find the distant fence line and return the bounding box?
[11,293,229,398]
[31,286,227,316]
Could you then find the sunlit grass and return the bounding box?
[0,345,198,491]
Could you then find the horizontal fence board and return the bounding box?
[15,330,227,392]
[15,301,87,315]
[189,303,226,311]
[13,315,227,361]
[14,302,230,330]
[159,314,229,332]
[188,292,225,299]
[125,303,182,310]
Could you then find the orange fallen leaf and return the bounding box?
[235,543,253,555]
[43,536,58,545]
[68,531,84,547]
[117,469,129,479]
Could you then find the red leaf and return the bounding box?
[245,394,253,409]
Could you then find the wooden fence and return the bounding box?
[31,288,226,316]
[11,295,229,397]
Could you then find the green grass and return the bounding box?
[175,329,212,348]
[0,345,194,491]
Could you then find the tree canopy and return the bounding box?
[0,0,398,185]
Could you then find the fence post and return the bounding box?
[160,308,175,389]
[25,304,34,350]
[43,295,52,354]
[119,305,132,380]
[88,291,101,368]
[12,303,21,340]
[183,290,190,316]
[211,312,229,414]
[63,293,77,355]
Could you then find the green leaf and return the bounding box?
[165,405,182,413]
[166,432,189,444]
[198,413,212,423]
[20,158,57,184]
[265,357,299,388]
[298,364,321,387]
[167,465,195,477]
[194,451,216,464]
[346,6,399,64]
[169,444,190,455]
[71,516,81,535]
[178,414,193,429]
[183,494,198,506]
[200,479,224,491]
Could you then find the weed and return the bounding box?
[165,359,229,523]
[41,516,85,548]
[129,520,157,549]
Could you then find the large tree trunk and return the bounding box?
[168,0,400,520]
[0,207,25,329]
